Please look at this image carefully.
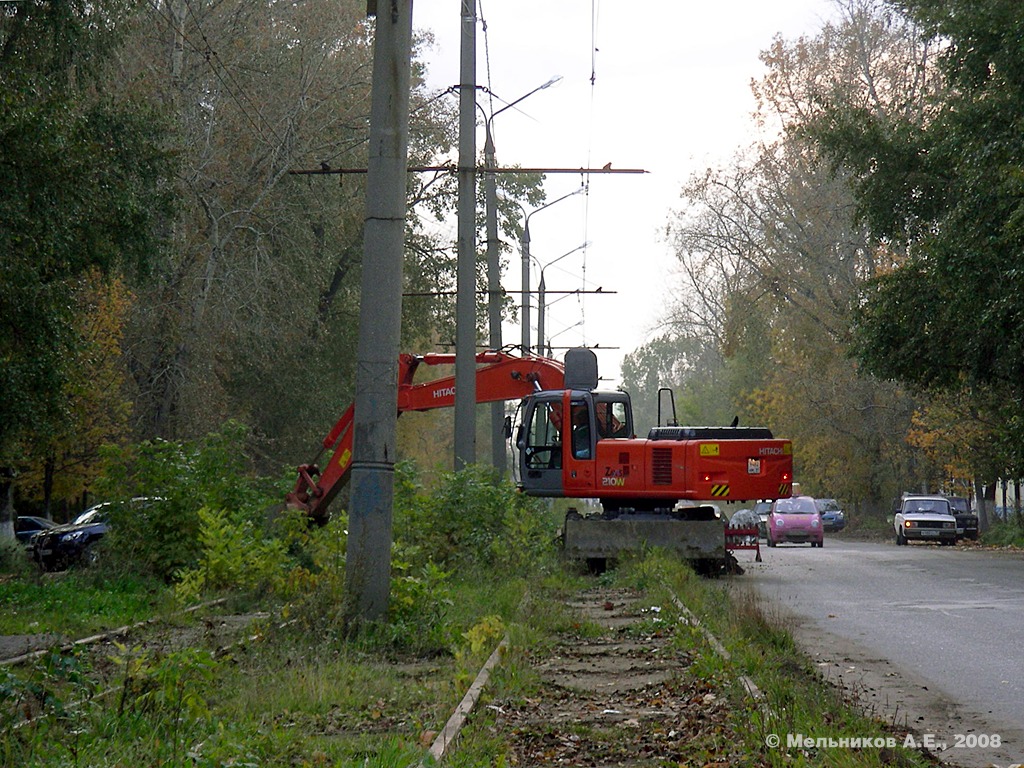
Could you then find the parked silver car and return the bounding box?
[894,494,956,546]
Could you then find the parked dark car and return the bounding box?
[31,503,111,570]
[15,515,56,546]
[814,498,847,532]
[947,497,979,541]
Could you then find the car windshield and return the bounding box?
[774,498,817,514]
[73,506,106,525]
[905,500,950,515]
[816,499,841,512]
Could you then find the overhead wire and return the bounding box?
[179,0,287,149]
[479,0,495,119]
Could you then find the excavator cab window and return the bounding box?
[516,392,567,497]
[570,400,592,459]
[594,397,630,438]
[523,399,562,470]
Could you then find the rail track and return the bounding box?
[1,598,273,728]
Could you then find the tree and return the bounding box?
[812,1,1024,398]
[1,0,174,531]
[101,1,542,471]
[15,272,134,519]
[655,0,943,512]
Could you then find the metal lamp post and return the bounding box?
[537,242,590,356]
[519,187,585,355]
[482,76,561,473]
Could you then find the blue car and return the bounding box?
[30,504,111,570]
[814,498,846,532]
[15,516,56,546]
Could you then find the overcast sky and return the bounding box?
[411,1,840,386]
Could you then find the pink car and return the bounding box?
[767,496,824,548]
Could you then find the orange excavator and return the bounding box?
[287,348,792,572]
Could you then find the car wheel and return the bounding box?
[895,528,906,546]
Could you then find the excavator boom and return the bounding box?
[286,351,565,523]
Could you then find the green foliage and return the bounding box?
[981,518,1024,547]
[0,570,167,635]
[112,645,217,721]
[174,506,287,603]
[462,614,506,655]
[811,1,1024,446]
[620,333,737,434]
[0,0,175,459]
[0,536,33,577]
[377,555,456,654]
[93,421,279,581]
[392,462,556,576]
[175,505,345,604]
[0,648,94,736]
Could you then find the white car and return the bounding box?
[894,494,957,546]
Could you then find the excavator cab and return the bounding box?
[515,388,634,498]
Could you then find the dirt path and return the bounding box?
[483,587,765,767]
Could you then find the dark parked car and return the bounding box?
[31,503,111,570]
[15,515,56,546]
[947,497,979,541]
[814,498,847,532]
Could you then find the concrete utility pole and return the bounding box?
[454,0,477,470]
[483,124,505,473]
[344,0,414,624]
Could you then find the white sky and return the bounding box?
[412,1,839,386]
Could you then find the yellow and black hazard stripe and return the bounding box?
[778,483,792,497]
[710,484,730,497]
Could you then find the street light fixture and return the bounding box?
[481,76,563,355]
[544,320,586,356]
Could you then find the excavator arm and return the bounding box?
[286,350,565,523]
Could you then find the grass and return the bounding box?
[980,519,1024,547]
[0,568,172,636]
[1,564,557,767]
[2,546,946,767]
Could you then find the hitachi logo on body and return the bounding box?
[433,386,456,398]
[759,446,784,456]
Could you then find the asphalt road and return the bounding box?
[737,537,1024,768]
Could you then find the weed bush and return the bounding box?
[93,421,280,581]
[982,519,1024,547]
[392,461,557,576]
[0,535,34,576]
